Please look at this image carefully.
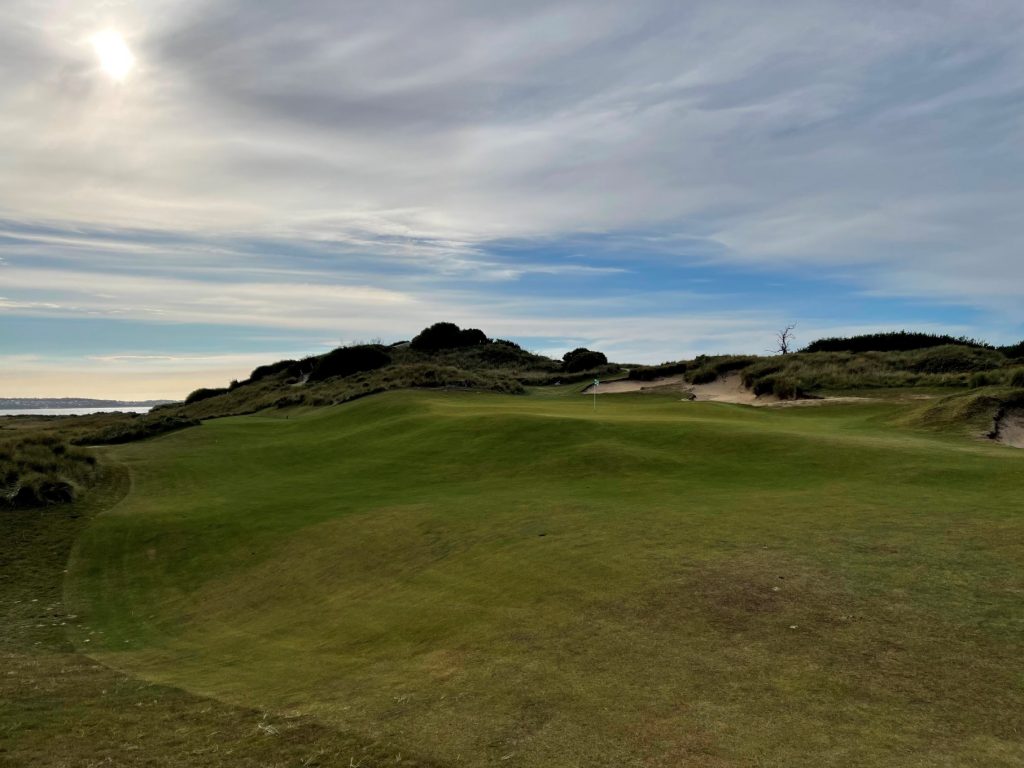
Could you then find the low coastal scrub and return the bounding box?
[679,345,1022,400]
[75,414,200,446]
[627,361,688,381]
[803,331,991,353]
[687,356,757,385]
[139,323,614,426]
[0,435,98,508]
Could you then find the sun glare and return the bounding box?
[91,30,135,81]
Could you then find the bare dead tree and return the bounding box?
[774,324,796,355]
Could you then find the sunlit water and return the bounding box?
[0,407,154,417]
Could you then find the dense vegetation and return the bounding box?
[803,330,992,353]
[562,347,608,373]
[0,434,98,508]
[79,323,618,436]
[76,414,201,446]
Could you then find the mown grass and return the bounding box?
[57,389,1024,767]
[0,465,443,767]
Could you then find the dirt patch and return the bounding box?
[624,553,857,636]
[991,407,1024,448]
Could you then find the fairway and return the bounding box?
[66,390,1024,767]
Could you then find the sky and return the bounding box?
[2,0,1024,399]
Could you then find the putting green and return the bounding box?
[67,390,1024,766]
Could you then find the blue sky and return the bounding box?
[2,0,1023,398]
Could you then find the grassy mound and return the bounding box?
[65,390,1024,766]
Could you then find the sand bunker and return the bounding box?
[584,372,870,408]
[685,373,775,405]
[582,375,687,395]
[583,373,771,404]
[992,408,1024,448]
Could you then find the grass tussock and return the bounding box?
[0,434,98,508]
[897,387,1024,437]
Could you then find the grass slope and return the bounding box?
[0,465,443,766]
[66,390,1024,766]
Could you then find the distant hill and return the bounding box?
[0,398,173,410]
[73,322,619,444]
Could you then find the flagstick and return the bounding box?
[593,378,599,410]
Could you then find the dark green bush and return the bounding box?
[805,331,990,353]
[1011,369,1024,388]
[628,362,688,381]
[308,345,391,382]
[563,348,608,373]
[970,371,1000,388]
[771,375,801,400]
[410,322,489,352]
[249,359,298,382]
[185,387,229,404]
[741,361,784,389]
[751,376,777,396]
[910,345,1004,374]
[688,367,717,385]
[999,341,1024,359]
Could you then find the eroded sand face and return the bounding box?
[581,376,687,394]
[993,409,1024,448]
[583,373,772,404]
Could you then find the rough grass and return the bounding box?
[57,389,1024,767]
[0,434,99,508]
[684,346,1021,399]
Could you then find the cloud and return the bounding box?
[1,0,1023,379]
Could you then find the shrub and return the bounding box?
[751,376,778,396]
[628,361,688,381]
[79,415,200,446]
[563,348,608,373]
[185,387,229,404]
[1000,341,1024,360]
[249,359,299,382]
[688,366,717,385]
[771,375,801,400]
[804,331,991,354]
[308,345,391,382]
[1011,369,1024,388]
[410,322,490,352]
[970,371,1000,388]
[909,345,1004,374]
[741,361,783,389]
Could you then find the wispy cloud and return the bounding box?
[2,0,1023,396]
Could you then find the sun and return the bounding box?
[91,30,135,81]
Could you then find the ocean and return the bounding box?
[0,407,154,417]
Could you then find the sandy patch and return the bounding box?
[584,372,873,408]
[582,376,686,394]
[684,373,774,405]
[992,408,1024,448]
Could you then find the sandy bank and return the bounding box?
[584,372,872,408]
[992,408,1024,448]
